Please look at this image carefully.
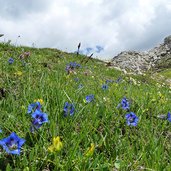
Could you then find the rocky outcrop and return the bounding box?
[110,35,171,74]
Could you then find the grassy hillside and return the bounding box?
[0,42,171,171]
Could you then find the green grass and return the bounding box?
[159,68,171,78]
[0,42,171,170]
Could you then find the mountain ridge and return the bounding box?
[109,35,171,74]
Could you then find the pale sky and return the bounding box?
[0,0,171,60]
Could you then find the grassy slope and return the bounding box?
[0,42,171,170]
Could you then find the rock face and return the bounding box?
[110,35,171,74]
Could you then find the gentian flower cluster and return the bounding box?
[27,100,48,131]
[63,102,75,117]
[69,62,81,68]
[65,62,81,74]
[0,132,25,155]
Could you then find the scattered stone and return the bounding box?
[0,88,7,99]
[19,51,31,60]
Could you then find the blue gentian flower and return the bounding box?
[78,84,83,89]
[69,62,76,69]
[74,78,79,82]
[118,97,130,110]
[31,110,48,129]
[0,132,25,155]
[70,62,81,68]
[102,84,108,90]
[8,58,14,64]
[63,102,75,117]
[106,79,113,84]
[115,77,122,83]
[65,64,71,73]
[27,102,42,114]
[121,97,130,110]
[167,112,171,122]
[125,112,139,126]
[86,94,94,103]
[65,62,81,74]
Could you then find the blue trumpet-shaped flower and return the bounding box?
[125,112,139,126]
[31,109,48,130]
[69,62,81,69]
[8,58,14,64]
[63,102,75,117]
[85,94,94,103]
[118,97,130,110]
[105,79,113,84]
[27,102,42,114]
[0,132,25,155]
[102,84,108,90]
[167,112,171,122]
[65,62,81,74]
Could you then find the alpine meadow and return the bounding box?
[0,39,171,171]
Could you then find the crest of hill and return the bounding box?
[109,35,171,74]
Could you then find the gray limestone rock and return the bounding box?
[110,35,171,74]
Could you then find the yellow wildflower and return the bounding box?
[15,71,22,76]
[65,75,70,79]
[34,99,44,105]
[85,143,95,157]
[142,108,149,113]
[21,105,26,109]
[48,136,63,152]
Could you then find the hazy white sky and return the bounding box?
[0,0,171,60]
